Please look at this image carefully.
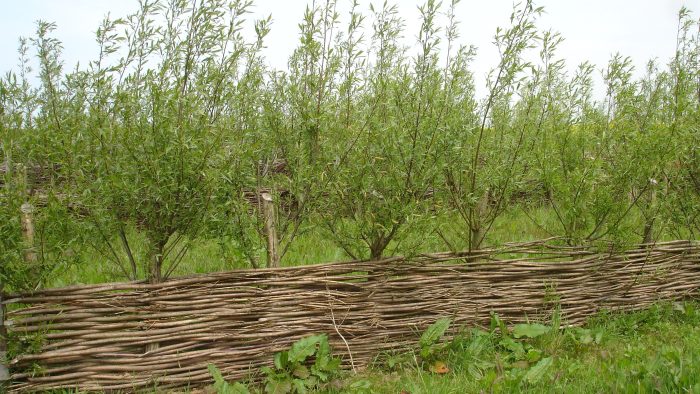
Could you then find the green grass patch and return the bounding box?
[329,301,700,394]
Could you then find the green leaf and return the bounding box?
[209,364,226,386]
[311,365,328,382]
[500,337,525,359]
[526,348,543,363]
[326,357,341,371]
[314,354,329,370]
[292,365,310,379]
[490,312,508,336]
[524,357,553,384]
[274,351,289,370]
[261,366,276,378]
[316,336,331,360]
[292,378,308,394]
[208,364,250,394]
[265,379,292,394]
[419,345,430,360]
[313,339,332,370]
[420,318,451,347]
[288,335,324,363]
[513,323,551,339]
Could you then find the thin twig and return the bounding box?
[327,285,356,373]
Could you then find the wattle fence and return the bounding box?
[2,239,699,392]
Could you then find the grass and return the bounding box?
[328,301,700,394]
[48,205,661,287]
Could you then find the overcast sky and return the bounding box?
[1,0,698,98]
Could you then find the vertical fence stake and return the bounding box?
[20,202,37,264]
[0,286,9,385]
[261,192,279,268]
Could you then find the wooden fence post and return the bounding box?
[642,179,658,245]
[0,286,9,385]
[261,193,280,268]
[20,202,37,264]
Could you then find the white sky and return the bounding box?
[1,0,698,98]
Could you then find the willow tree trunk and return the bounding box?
[642,186,657,245]
[145,237,167,353]
[470,188,490,252]
[470,224,486,253]
[146,239,164,285]
[366,235,392,283]
[369,242,385,261]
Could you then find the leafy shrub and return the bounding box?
[418,317,452,373]
[262,334,342,394]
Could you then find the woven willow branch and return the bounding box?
[3,239,699,392]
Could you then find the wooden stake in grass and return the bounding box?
[0,286,9,385]
[261,192,280,268]
[20,202,37,264]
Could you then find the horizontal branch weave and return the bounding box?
[3,239,700,392]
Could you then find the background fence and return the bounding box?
[2,239,700,392]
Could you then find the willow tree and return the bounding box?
[609,60,671,244]
[532,54,638,244]
[57,0,271,283]
[664,7,700,238]
[0,24,87,290]
[442,0,542,251]
[317,0,474,259]
[224,0,347,267]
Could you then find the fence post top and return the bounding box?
[20,202,34,214]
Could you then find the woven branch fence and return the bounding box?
[2,239,700,392]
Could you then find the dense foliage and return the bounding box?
[1,0,699,290]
